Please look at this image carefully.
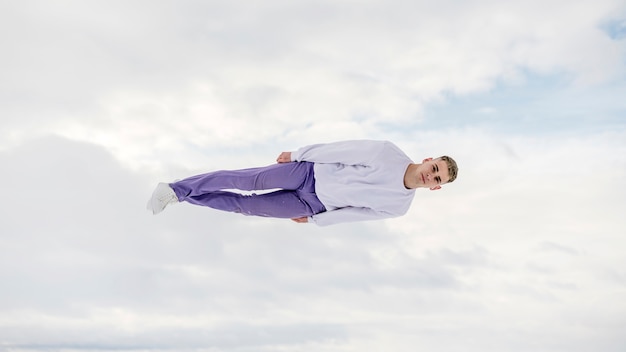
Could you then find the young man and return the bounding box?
[147,140,458,226]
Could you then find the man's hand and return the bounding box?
[276,152,292,163]
[291,217,308,223]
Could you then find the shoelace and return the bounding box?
[158,195,176,202]
[156,190,176,202]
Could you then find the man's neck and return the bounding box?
[403,163,420,189]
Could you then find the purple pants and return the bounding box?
[170,162,326,218]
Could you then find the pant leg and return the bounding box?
[185,190,317,218]
[171,162,314,199]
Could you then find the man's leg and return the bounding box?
[170,162,314,199]
[168,162,325,218]
[185,190,316,218]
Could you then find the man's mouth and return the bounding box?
[421,173,425,184]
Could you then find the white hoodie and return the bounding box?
[291,140,415,226]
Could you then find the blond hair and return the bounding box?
[438,156,458,183]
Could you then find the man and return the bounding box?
[147,140,458,226]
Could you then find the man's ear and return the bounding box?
[422,157,433,163]
[429,185,441,191]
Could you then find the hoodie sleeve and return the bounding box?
[308,206,398,226]
[291,140,388,166]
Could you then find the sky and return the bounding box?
[1,0,625,351]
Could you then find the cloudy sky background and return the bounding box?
[1,0,625,351]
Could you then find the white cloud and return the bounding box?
[2,0,625,167]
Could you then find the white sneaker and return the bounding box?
[147,183,178,214]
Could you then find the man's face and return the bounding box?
[418,158,450,190]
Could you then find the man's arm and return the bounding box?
[287,140,388,166]
[290,207,397,225]
[307,207,397,226]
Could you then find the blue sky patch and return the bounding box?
[602,19,626,40]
